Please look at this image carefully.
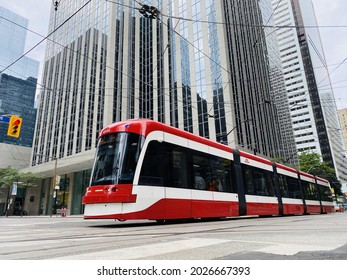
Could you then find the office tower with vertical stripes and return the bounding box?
[0,6,39,163]
[30,0,296,215]
[272,0,347,183]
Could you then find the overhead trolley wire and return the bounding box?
[1,0,346,143]
[0,0,92,75]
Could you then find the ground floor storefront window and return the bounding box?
[37,169,91,216]
[71,170,91,215]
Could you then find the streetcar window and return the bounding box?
[242,165,275,196]
[193,154,210,190]
[279,174,302,199]
[278,174,290,198]
[318,185,333,202]
[302,181,319,201]
[192,152,234,192]
[210,157,234,193]
[167,144,189,188]
[90,132,144,186]
[139,141,164,186]
[286,176,302,199]
[119,133,144,183]
[243,165,254,195]
[138,140,235,192]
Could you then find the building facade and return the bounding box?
[338,108,347,156]
[0,6,39,215]
[337,108,347,192]
[0,7,39,80]
[0,6,39,151]
[272,0,347,183]
[321,90,347,186]
[260,0,298,164]
[0,74,38,149]
[29,0,295,215]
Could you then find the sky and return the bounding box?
[311,0,347,110]
[0,0,346,109]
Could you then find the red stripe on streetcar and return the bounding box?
[82,184,137,204]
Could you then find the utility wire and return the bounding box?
[2,1,346,150]
[2,2,347,99]
[159,13,347,29]
[0,0,92,74]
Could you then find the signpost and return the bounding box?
[11,183,18,196]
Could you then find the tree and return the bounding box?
[0,166,21,188]
[0,167,41,215]
[298,152,342,196]
[0,166,40,188]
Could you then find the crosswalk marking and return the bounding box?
[53,238,230,260]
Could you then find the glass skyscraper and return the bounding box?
[0,6,39,215]
[0,6,39,148]
[30,0,296,214]
[33,0,294,163]
[272,0,347,183]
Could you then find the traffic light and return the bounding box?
[7,116,22,138]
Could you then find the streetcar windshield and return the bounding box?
[90,132,144,186]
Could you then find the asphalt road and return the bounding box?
[0,212,347,260]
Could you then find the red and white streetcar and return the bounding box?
[82,119,334,221]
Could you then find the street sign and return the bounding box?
[0,116,10,123]
[12,183,18,195]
